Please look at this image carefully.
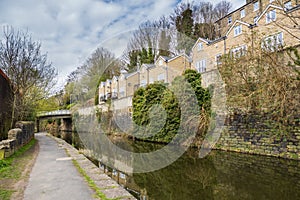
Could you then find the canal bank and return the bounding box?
[24,133,135,200]
[55,134,300,200]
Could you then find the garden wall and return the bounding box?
[0,121,35,158]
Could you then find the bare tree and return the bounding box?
[73,47,120,102]
[0,26,56,127]
[213,1,232,20]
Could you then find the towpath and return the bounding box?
[24,132,95,200]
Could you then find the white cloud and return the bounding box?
[0,0,245,90]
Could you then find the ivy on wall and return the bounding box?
[132,69,211,143]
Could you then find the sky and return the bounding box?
[0,0,244,91]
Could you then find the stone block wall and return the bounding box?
[214,112,300,160]
[0,121,35,158]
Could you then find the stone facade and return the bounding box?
[126,72,139,97]
[98,54,191,105]
[215,0,299,37]
[192,0,300,87]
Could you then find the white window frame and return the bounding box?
[284,1,292,10]
[196,59,206,73]
[159,60,163,66]
[254,1,259,11]
[140,79,147,87]
[240,9,245,18]
[197,42,203,51]
[234,25,242,36]
[261,32,284,51]
[231,45,247,58]
[266,10,276,23]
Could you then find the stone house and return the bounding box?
[215,0,298,37]
[139,64,155,87]
[126,72,139,97]
[148,54,191,85]
[166,54,192,83]
[192,0,300,87]
[98,81,106,102]
[111,76,119,99]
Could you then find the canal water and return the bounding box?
[67,133,300,200]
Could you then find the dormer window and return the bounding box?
[241,9,245,18]
[197,42,203,51]
[253,1,259,11]
[159,60,163,66]
[228,16,232,24]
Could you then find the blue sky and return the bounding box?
[0,0,243,90]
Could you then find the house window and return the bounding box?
[266,10,276,23]
[215,54,222,65]
[159,60,163,66]
[157,73,165,81]
[253,1,259,11]
[231,45,247,58]
[196,59,206,73]
[228,16,232,24]
[284,1,292,10]
[261,32,284,51]
[234,25,242,36]
[241,9,245,18]
[140,79,147,87]
[197,42,203,51]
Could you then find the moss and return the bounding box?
[71,159,118,200]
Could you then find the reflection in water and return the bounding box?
[66,133,300,200]
[99,140,300,200]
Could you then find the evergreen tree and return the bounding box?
[174,4,195,53]
[158,30,171,57]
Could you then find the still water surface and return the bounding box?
[70,134,300,200]
[106,139,300,200]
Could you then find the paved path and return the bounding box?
[24,132,95,200]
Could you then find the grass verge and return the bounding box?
[0,139,37,200]
[72,159,119,200]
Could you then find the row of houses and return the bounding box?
[98,54,191,102]
[99,0,300,109]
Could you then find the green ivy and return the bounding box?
[132,69,211,143]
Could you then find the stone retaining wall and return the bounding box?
[214,112,300,160]
[0,121,35,158]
